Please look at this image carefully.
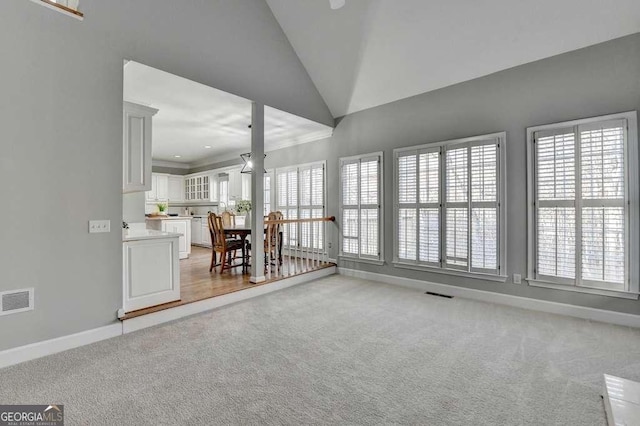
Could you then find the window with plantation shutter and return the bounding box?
[339,153,383,262]
[394,133,506,280]
[275,163,326,251]
[527,112,639,298]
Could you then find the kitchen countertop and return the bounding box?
[123,229,182,242]
[145,216,193,221]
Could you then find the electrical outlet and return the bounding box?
[513,274,522,284]
[89,220,111,234]
[328,242,332,249]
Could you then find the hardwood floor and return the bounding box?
[121,245,333,320]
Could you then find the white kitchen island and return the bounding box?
[121,229,181,316]
[145,216,192,259]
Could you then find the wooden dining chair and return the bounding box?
[221,211,236,228]
[246,212,280,271]
[209,213,244,273]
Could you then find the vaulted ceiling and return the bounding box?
[266,0,640,118]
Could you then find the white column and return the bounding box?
[250,102,266,283]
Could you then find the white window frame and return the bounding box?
[338,152,384,265]
[275,161,327,253]
[526,111,639,299]
[393,132,507,282]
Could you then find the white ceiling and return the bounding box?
[266,0,640,117]
[123,61,333,165]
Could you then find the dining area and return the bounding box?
[207,211,283,276]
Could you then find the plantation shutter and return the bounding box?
[580,120,626,286]
[340,154,382,260]
[398,153,418,261]
[341,161,359,255]
[534,119,628,290]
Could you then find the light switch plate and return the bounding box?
[89,220,111,233]
[513,274,522,284]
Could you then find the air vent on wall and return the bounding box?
[0,288,34,316]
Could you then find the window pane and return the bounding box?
[418,208,439,263]
[277,173,287,207]
[471,208,497,270]
[536,132,575,200]
[581,126,625,200]
[446,148,468,202]
[342,209,358,254]
[446,208,468,266]
[342,163,358,206]
[537,207,575,278]
[398,208,417,260]
[287,171,298,206]
[360,209,379,256]
[471,144,497,202]
[360,160,378,205]
[300,168,311,206]
[311,166,324,206]
[582,207,625,284]
[398,155,417,204]
[419,152,439,203]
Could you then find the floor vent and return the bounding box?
[425,291,453,299]
[0,288,34,316]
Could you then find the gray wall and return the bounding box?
[151,166,190,176]
[0,0,331,351]
[267,33,640,315]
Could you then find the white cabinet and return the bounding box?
[162,220,191,259]
[147,174,169,202]
[146,218,192,259]
[168,176,184,203]
[123,236,180,313]
[228,169,241,202]
[123,102,158,193]
[191,217,203,245]
[184,175,210,201]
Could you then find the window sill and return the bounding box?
[393,262,508,282]
[31,0,84,20]
[527,279,639,300]
[338,256,385,266]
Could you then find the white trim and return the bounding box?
[0,323,122,370]
[338,268,640,328]
[527,279,639,300]
[123,267,336,334]
[250,275,267,284]
[29,0,83,20]
[393,262,507,282]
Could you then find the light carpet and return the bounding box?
[2,275,640,425]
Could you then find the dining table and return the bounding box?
[224,225,283,274]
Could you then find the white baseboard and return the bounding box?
[0,323,122,370]
[338,268,640,328]
[123,266,337,334]
[0,267,337,370]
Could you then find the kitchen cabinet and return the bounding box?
[146,218,192,259]
[168,175,184,202]
[184,175,210,201]
[146,173,169,202]
[122,232,180,313]
[123,102,158,193]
